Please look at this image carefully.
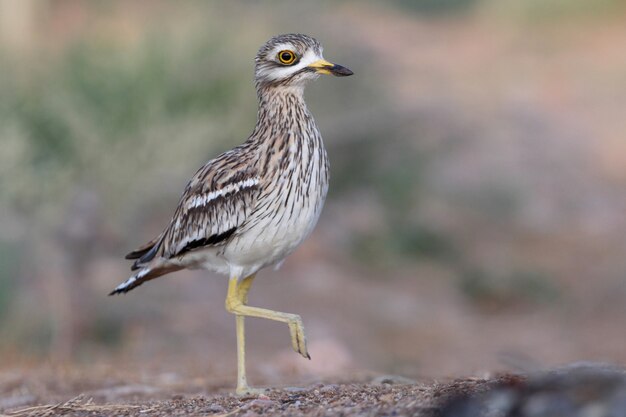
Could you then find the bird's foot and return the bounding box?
[288,316,310,359]
[236,385,268,396]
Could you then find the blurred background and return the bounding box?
[1,0,626,388]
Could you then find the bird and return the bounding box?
[109,33,353,394]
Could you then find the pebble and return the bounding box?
[320,384,340,393]
[243,399,277,409]
[371,375,416,386]
[284,386,307,393]
[204,404,225,413]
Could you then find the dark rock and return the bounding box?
[440,363,626,417]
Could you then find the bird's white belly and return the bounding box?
[180,193,326,278]
[223,188,325,278]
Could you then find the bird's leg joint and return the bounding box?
[225,275,256,313]
[224,274,310,359]
[225,279,242,313]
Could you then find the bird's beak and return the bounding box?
[308,59,353,77]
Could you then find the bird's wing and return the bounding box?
[125,234,162,260]
[111,151,260,295]
[131,147,261,269]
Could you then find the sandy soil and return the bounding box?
[0,371,511,417]
[5,364,624,416]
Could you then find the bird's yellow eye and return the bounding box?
[277,50,296,65]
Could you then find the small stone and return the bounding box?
[244,399,277,409]
[204,404,225,413]
[372,375,416,385]
[380,393,395,402]
[284,386,307,393]
[320,384,340,393]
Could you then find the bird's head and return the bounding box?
[254,34,353,91]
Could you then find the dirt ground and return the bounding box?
[4,364,626,416]
[0,367,513,417]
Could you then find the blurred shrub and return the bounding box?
[484,0,626,21]
[392,0,480,15]
[0,17,254,354]
[89,315,124,348]
[0,30,250,226]
[458,267,559,311]
[350,225,457,268]
[0,241,20,321]
[330,117,459,266]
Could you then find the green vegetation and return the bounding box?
[0,241,20,321]
[392,0,480,15]
[1,34,250,221]
[0,18,257,352]
[459,267,559,310]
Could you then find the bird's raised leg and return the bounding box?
[225,274,309,394]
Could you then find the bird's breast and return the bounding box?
[224,129,329,272]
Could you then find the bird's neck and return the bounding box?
[257,84,306,101]
[251,84,328,192]
[253,86,311,133]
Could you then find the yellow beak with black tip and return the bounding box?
[308,59,353,76]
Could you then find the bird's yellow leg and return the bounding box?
[227,276,261,395]
[237,274,255,305]
[226,275,310,393]
[234,314,251,394]
[235,275,254,393]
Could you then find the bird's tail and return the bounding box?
[109,263,182,295]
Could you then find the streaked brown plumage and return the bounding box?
[110,34,352,394]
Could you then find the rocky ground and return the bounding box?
[2,364,625,416]
[0,374,506,417]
